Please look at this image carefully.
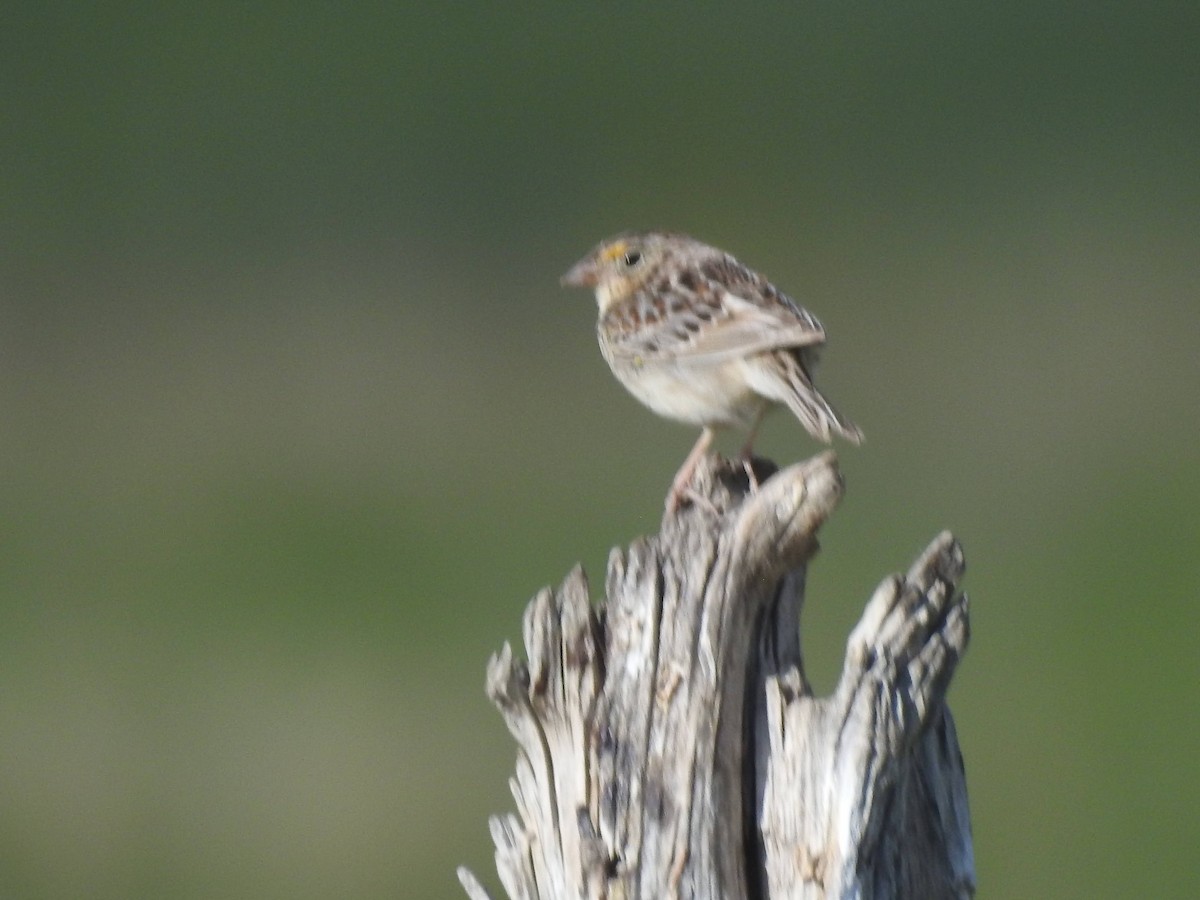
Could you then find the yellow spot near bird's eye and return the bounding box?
[600,241,629,264]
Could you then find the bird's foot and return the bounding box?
[666,483,720,517]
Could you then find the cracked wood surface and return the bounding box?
[460,452,974,900]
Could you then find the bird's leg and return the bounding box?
[666,427,716,514]
[737,411,766,492]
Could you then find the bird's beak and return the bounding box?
[560,257,599,289]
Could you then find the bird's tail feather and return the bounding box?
[746,353,864,445]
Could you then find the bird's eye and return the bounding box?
[623,251,643,267]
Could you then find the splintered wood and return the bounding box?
[460,453,974,900]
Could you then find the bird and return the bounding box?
[561,230,862,512]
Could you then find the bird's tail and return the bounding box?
[748,351,864,445]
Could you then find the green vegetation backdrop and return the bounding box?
[3,4,1197,897]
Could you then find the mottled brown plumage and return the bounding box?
[563,231,861,511]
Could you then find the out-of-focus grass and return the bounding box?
[3,3,1199,898]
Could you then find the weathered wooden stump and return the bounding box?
[459,452,974,900]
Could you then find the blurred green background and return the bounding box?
[3,4,1198,898]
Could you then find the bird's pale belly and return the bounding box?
[611,358,768,429]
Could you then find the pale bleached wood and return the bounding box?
[459,452,974,900]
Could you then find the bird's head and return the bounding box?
[561,231,685,312]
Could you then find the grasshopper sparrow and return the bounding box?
[562,231,862,512]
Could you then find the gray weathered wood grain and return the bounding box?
[460,452,973,900]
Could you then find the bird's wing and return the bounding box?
[604,258,826,364]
